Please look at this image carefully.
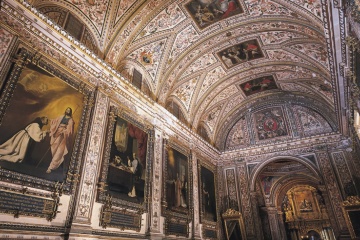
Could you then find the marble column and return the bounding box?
[266,207,281,240]
[71,91,109,232]
[191,150,201,239]
[278,211,287,240]
[148,126,165,239]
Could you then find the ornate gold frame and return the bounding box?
[342,196,360,239]
[222,208,247,240]
[0,47,94,193]
[162,139,192,238]
[97,106,154,211]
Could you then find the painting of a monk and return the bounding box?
[0,64,84,181]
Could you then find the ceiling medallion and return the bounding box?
[140,51,153,65]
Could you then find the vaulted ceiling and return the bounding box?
[32,0,337,149]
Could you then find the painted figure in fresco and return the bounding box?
[46,107,74,173]
[0,117,49,163]
[128,153,139,198]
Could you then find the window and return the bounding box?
[133,69,142,90]
[166,101,188,125]
[197,125,211,143]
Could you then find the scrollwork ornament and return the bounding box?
[343,195,360,206]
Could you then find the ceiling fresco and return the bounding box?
[33,0,336,149]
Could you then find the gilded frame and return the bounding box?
[222,209,247,240]
[98,106,153,212]
[0,47,94,194]
[342,196,360,239]
[198,160,219,224]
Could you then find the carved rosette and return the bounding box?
[316,152,347,230]
[75,91,109,220]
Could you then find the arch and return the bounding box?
[249,155,323,192]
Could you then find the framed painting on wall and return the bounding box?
[98,107,153,210]
[163,142,191,237]
[198,162,218,223]
[0,48,93,191]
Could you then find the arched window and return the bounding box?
[197,124,211,144]
[132,68,152,98]
[166,101,188,126]
[38,5,98,54]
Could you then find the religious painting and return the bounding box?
[199,164,217,222]
[164,146,189,214]
[218,39,264,68]
[99,113,150,207]
[253,107,288,141]
[260,176,276,195]
[0,62,88,184]
[240,75,278,97]
[293,188,316,218]
[185,0,243,29]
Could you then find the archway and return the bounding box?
[251,157,336,240]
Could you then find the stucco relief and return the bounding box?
[291,43,329,69]
[150,128,163,232]
[286,0,323,19]
[225,168,239,210]
[306,82,334,102]
[226,117,249,148]
[65,0,109,34]
[106,0,167,65]
[167,25,200,65]
[0,26,14,69]
[76,91,108,219]
[136,2,186,40]
[246,0,305,18]
[267,49,306,63]
[181,53,217,80]
[260,31,307,45]
[197,66,226,101]
[128,38,167,84]
[316,152,347,230]
[238,164,256,237]
[206,85,239,111]
[331,152,356,197]
[114,0,137,26]
[293,105,332,137]
[275,67,315,80]
[172,76,199,111]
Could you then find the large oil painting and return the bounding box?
[218,39,264,68]
[199,165,217,222]
[165,147,189,214]
[104,116,148,204]
[240,75,278,97]
[185,0,243,29]
[0,63,84,182]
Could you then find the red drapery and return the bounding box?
[128,123,147,166]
